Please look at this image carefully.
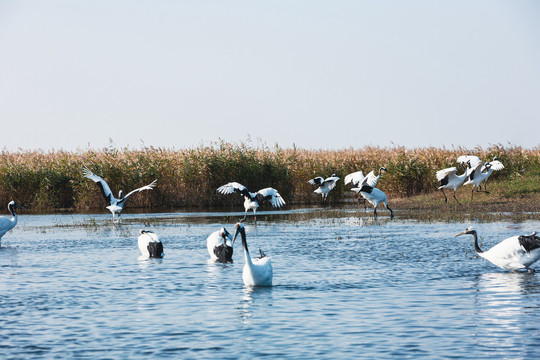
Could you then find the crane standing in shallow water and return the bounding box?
[345,167,387,209]
[351,184,393,219]
[0,201,24,247]
[206,227,234,263]
[455,227,540,272]
[232,222,273,287]
[138,229,164,260]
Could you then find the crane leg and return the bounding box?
[441,189,448,203]
[386,205,394,219]
[373,207,378,218]
[453,191,463,206]
[471,188,474,200]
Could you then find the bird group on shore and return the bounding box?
[437,155,504,205]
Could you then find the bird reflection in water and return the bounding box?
[473,272,540,350]
[239,286,274,326]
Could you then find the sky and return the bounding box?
[1,0,539,151]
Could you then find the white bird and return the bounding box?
[463,158,503,199]
[206,227,234,262]
[309,174,340,202]
[345,170,368,208]
[0,201,23,246]
[455,227,540,272]
[457,154,482,171]
[217,182,285,222]
[344,171,366,186]
[470,157,504,193]
[138,229,164,260]
[83,167,157,222]
[436,167,470,205]
[351,185,393,218]
[232,222,273,286]
[363,167,388,188]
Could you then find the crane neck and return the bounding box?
[8,204,17,219]
[239,229,253,266]
[471,230,483,253]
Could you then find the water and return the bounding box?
[1,210,540,359]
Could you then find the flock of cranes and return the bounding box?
[437,155,504,205]
[1,153,539,279]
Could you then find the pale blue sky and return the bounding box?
[1,0,539,151]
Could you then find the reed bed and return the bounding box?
[0,142,538,212]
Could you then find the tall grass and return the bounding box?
[0,142,538,211]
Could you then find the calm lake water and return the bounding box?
[1,209,540,359]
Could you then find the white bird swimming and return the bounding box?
[436,167,470,205]
[232,222,273,287]
[0,201,24,246]
[83,167,157,222]
[309,174,340,203]
[351,184,393,218]
[455,227,540,272]
[138,229,164,260]
[217,182,285,222]
[206,227,234,262]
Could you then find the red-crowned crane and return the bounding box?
[232,222,273,286]
[436,167,470,205]
[350,184,393,218]
[309,174,339,203]
[463,158,504,199]
[0,201,24,247]
[138,230,164,260]
[455,227,540,272]
[207,227,234,263]
[83,167,157,222]
[217,182,285,222]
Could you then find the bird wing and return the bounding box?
[457,155,481,168]
[344,171,365,186]
[323,176,340,189]
[120,180,157,202]
[83,167,114,204]
[464,162,484,184]
[363,171,379,187]
[308,177,324,186]
[256,188,286,208]
[488,160,504,171]
[436,167,457,181]
[518,234,540,253]
[217,182,251,198]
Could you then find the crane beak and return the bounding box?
[232,228,239,245]
[454,230,467,237]
[232,224,245,245]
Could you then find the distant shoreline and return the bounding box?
[1,144,538,213]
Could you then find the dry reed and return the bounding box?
[0,142,538,211]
